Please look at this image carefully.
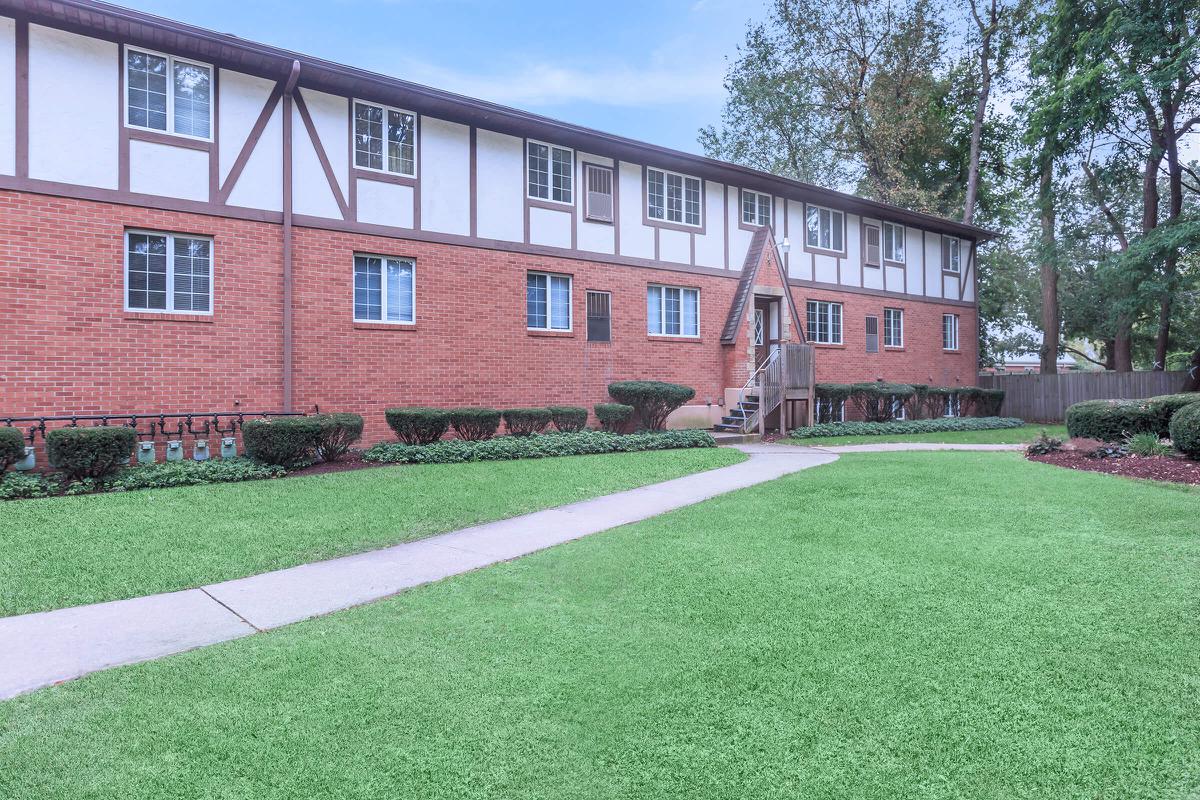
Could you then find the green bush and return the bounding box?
[0,472,60,500]
[549,406,589,433]
[1169,402,1200,459]
[46,426,137,480]
[385,407,450,445]
[363,429,715,465]
[503,407,553,436]
[1125,432,1171,457]
[449,408,502,441]
[1026,430,1064,455]
[0,427,25,471]
[1065,399,1159,442]
[607,381,695,430]
[975,388,1006,417]
[242,417,324,467]
[594,403,634,432]
[108,457,286,491]
[790,416,1024,439]
[848,382,915,422]
[312,413,364,462]
[1145,393,1200,436]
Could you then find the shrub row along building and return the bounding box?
[0,0,995,442]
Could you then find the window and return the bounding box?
[865,315,879,353]
[354,101,416,176]
[815,398,845,424]
[586,290,611,342]
[891,396,907,420]
[527,272,572,331]
[805,204,845,253]
[864,223,881,267]
[883,308,904,348]
[883,222,905,263]
[742,190,771,226]
[647,168,702,227]
[353,255,414,323]
[647,285,699,337]
[584,164,614,222]
[943,236,962,273]
[943,313,960,351]
[753,308,765,346]
[125,49,211,139]
[944,393,961,418]
[125,230,212,313]
[806,301,842,344]
[528,141,573,204]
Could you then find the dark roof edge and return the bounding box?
[11,0,999,242]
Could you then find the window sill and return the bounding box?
[809,342,844,349]
[123,311,214,323]
[942,270,962,277]
[803,245,847,258]
[353,322,417,331]
[527,329,574,338]
[647,335,702,342]
[943,348,962,354]
[883,346,905,352]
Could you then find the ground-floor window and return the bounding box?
[943,313,960,351]
[125,230,212,314]
[883,307,903,348]
[806,300,843,344]
[816,397,845,424]
[944,393,961,417]
[891,395,907,420]
[586,290,611,342]
[354,255,414,323]
[527,272,572,330]
[647,285,699,337]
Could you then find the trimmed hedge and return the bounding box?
[607,381,695,430]
[815,383,1004,421]
[848,382,915,422]
[1169,402,1200,459]
[0,426,25,471]
[790,416,1025,440]
[363,429,715,465]
[385,407,450,445]
[548,405,589,433]
[46,426,137,480]
[313,413,364,462]
[1146,393,1200,436]
[243,417,324,467]
[449,408,502,441]
[1065,399,1159,442]
[503,408,552,436]
[594,403,634,432]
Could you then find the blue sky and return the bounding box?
[116,0,768,155]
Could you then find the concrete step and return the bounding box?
[711,430,763,446]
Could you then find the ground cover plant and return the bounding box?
[364,429,715,464]
[790,416,1024,440]
[0,447,743,617]
[2,452,1195,798]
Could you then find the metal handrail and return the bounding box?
[1,410,308,444]
[731,348,781,433]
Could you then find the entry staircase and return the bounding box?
[714,343,816,434]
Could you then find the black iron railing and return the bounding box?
[1,411,308,444]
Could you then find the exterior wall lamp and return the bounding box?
[778,237,791,254]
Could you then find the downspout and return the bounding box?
[281,60,300,412]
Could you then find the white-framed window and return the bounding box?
[584,163,614,222]
[353,254,414,324]
[125,48,212,139]
[805,204,845,253]
[944,393,961,418]
[943,313,960,351]
[883,221,905,263]
[864,223,881,267]
[353,100,417,176]
[647,168,702,227]
[816,397,845,424]
[943,236,962,273]
[742,190,771,226]
[647,285,699,337]
[528,141,573,204]
[125,230,212,314]
[806,300,842,344]
[883,308,904,348]
[753,308,765,346]
[891,396,907,420]
[527,272,572,331]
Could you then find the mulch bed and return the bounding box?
[288,452,386,476]
[1028,451,1200,486]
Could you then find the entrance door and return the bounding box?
[753,297,779,369]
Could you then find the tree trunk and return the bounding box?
[1154,107,1185,370]
[962,0,995,226]
[1113,319,1134,372]
[1037,157,1059,373]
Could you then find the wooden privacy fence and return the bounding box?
[979,371,1190,422]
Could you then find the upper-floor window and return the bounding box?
[943,236,962,273]
[647,285,699,337]
[354,101,416,177]
[528,141,574,204]
[125,230,212,314]
[943,313,960,351]
[883,307,904,348]
[806,300,842,344]
[742,190,771,226]
[584,164,614,222]
[527,272,572,331]
[354,255,414,324]
[863,223,881,267]
[883,222,905,263]
[805,204,845,253]
[125,49,211,139]
[647,168,701,227]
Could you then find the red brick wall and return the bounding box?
[0,191,978,446]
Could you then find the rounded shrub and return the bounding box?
[449,408,502,441]
[312,413,364,462]
[848,382,915,422]
[1169,402,1200,459]
[385,407,450,445]
[548,406,589,433]
[1145,393,1200,437]
[0,426,25,471]
[1065,399,1158,442]
[594,403,634,432]
[607,381,695,430]
[46,425,137,480]
[502,408,552,436]
[242,417,324,467]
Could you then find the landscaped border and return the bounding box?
[790,416,1023,440]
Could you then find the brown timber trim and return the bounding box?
[217,80,284,204]
[736,187,773,233]
[612,158,621,254]
[281,59,300,413]
[127,128,212,151]
[800,202,847,259]
[14,16,29,178]
[208,67,220,202]
[293,89,349,220]
[117,44,128,192]
[468,125,477,237]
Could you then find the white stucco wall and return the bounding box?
[299,88,347,199]
[219,69,275,185]
[0,17,15,176]
[128,140,208,201]
[618,163,652,259]
[693,181,726,269]
[842,214,862,287]
[658,228,689,264]
[357,178,413,229]
[419,117,469,236]
[529,206,572,249]
[906,227,925,295]
[291,103,342,219]
[225,100,282,212]
[924,234,943,298]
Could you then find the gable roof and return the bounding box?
[721,227,805,344]
[8,0,999,243]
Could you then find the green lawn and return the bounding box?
[788,422,1068,446]
[0,448,744,617]
[2,452,1197,799]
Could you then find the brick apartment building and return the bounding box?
[0,0,993,444]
